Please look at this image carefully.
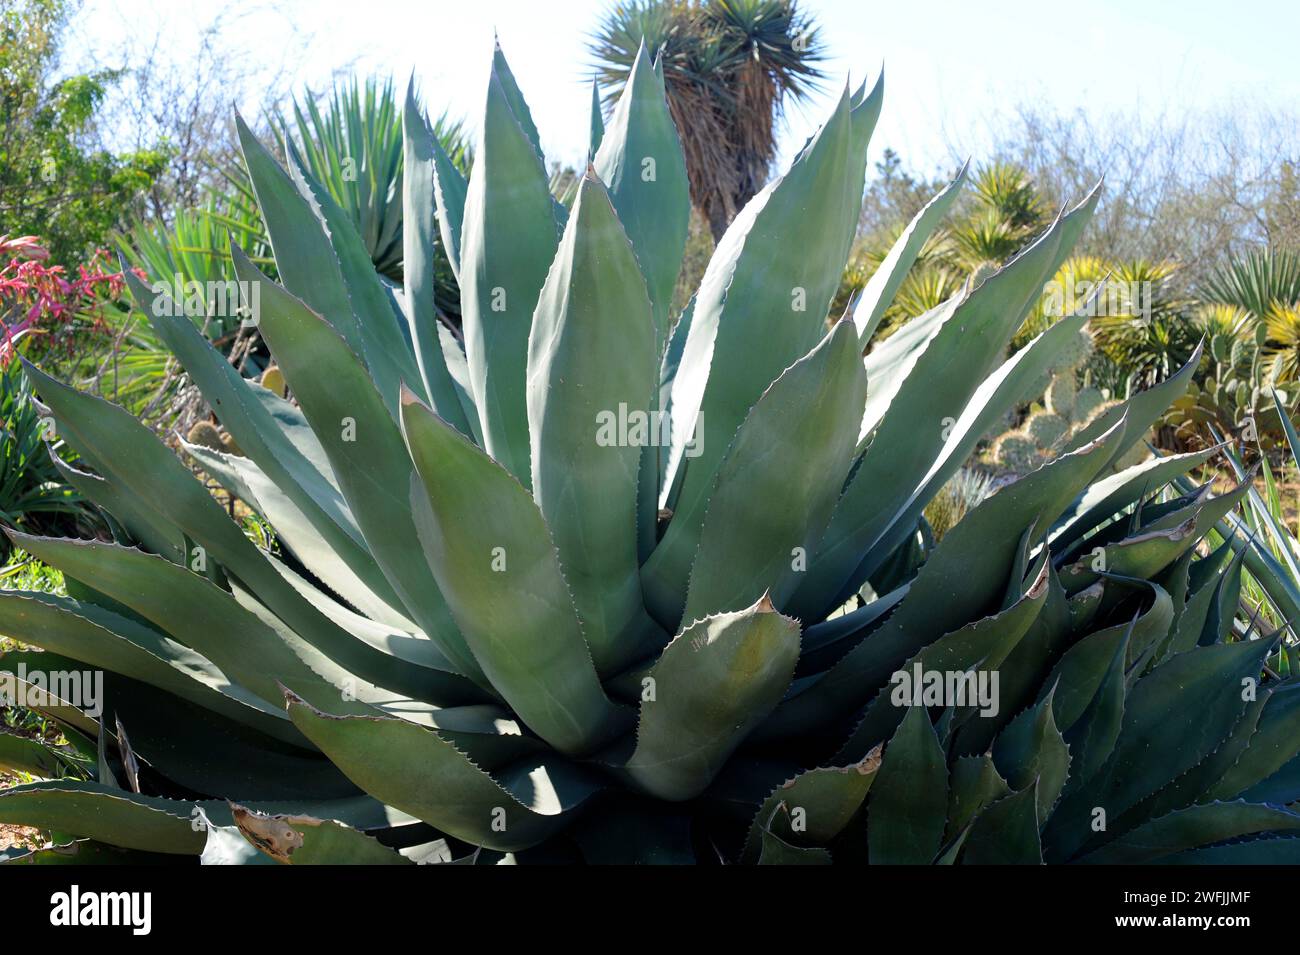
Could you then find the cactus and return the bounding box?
[259,364,286,397]
[986,327,1140,474]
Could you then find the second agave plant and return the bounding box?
[2,40,1299,865]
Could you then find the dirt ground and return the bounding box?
[0,771,42,852]
[0,785,40,852]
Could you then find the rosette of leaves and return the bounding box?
[2,43,1298,866]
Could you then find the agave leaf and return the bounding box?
[0,731,79,778]
[591,42,691,556]
[660,88,855,525]
[1077,802,1300,864]
[992,688,1071,822]
[1063,341,1203,466]
[47,451,184,564]
[658,296,694,419]
[1198,546,1246,647]
[1122,690,1269,828]
[960,783,1043,864]
[7,531,449,719]
[8,533,304,705]
[951,565,1071,757]
[1274,387,1300,470]
[946,754,1011,840]
[838,73,885,267]
[1062,483,1249,598]
[797,583,910,675]
[401,389,629,755]
[677,319,868,625]
[1069,580,1171,677]
[793,192,1098,616]
[1205,683,1300,801]
[230,247,483,686]
[867,705,947,864]
[856,188,1093,449]
[0,782,204,854]
[263,553,486,706]
[1050,447,1220,553]
[800,263,1112,622]
[592,39,689,345]
[436,322,483,442]
[624,598,799,801]
[59,310,426,691]
[1155,835,1300,864]
[739,748,881,864]
[0,589,300,746]
[180,440,412,631]
[236,115,368,360]
[761,418,1126,742]
[1189,529,1236,593]
[852,161,966,345]
[200,819,279,865]
[459,52,560,486]
[1054,627,1128,797]
[285,691,600,852]
[1161,546,1234,661]
[2,840,176,866]
[527,171,664,673]
[401,83,474,432]
[647,317,867,628]
[834,557,1048,762]
[490,40,545,163]
[934,827,972,865]
[756,829,833,864]
[283,141,427,423]
[586,79,604,158]
[0,649,100,739]
[125,268,353,519]
[1047,637,1277,861]
[1155,547,1195,621]
[231,805,413,865]
[101,677,360,801]
[0,779,406,854]
[1216,509,1300,629]
[429,113,469,280]
[1243,749,1300,804]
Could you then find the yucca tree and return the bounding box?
[3,43,1300,865]
[843,161,1053,336]
[1201,247,1300,386]
[1203,247,1300,321]
[590,0,826,242]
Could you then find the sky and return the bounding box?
[68,0,1300,178]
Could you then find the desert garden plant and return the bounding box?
[1,43,1299,865]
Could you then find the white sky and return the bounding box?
[68,0,1300,178]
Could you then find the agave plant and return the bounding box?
[2,42,1299,866]
[274,75,471,320]
[1189,395,1300,657]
